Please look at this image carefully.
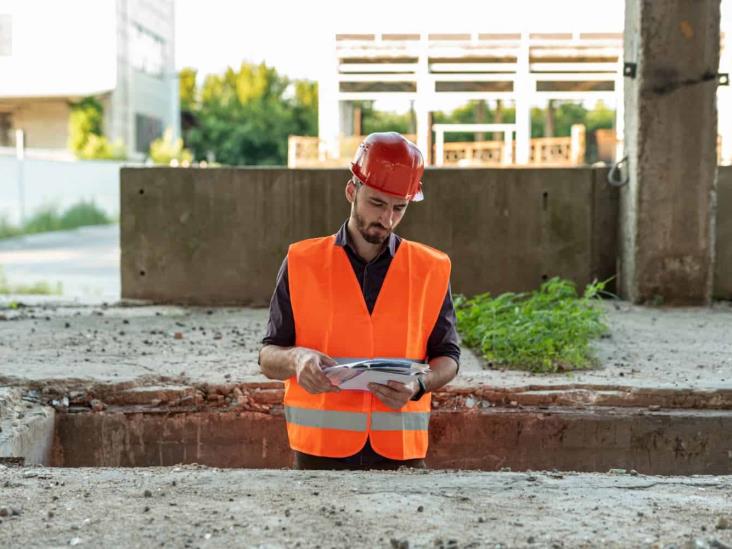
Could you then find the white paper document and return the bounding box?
[323,359,430,391]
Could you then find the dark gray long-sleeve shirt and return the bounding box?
[262,221,461,366]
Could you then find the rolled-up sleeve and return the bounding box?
[426,284,461,369]
[261,257,296,347]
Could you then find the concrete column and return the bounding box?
[620,0,721,304]
[339,101,354,136]
[434,128,444,166]
[415,33,431,162]
[720,86,732,165]
[318,34,340,161]
[718,41,732,165]
[615,58,625,162]
[514,32,531,164]
[415,104,430,162]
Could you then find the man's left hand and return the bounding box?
[368,380,418,410]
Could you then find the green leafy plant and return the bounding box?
[455,277,610,373]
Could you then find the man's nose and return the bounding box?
[379,209,394,229]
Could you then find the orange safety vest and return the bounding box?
[284,234,451,460]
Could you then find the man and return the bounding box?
[259,132,460,470]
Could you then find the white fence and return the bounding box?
[0,151,140,226]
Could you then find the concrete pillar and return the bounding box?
[415,33,431,162]
[615,58,625,162]
[415,104,430,162]
[570,124,586,165]
[718,40,732,165]
[720,86,732,165]
[339,101,354,136]
[318,34,340,161]
[620,0,721,304]
[435,128,444,166]
[514,32,531,164]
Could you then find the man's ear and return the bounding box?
[345,180,357,204]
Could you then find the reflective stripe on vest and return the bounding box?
[284,406,430,432]
[284,406,368,432]
[371,411,430,431]
[285,235,451,460]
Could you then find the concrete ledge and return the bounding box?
[0,388,55,466]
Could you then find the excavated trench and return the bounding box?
[3,383,732,474]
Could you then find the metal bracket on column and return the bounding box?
[608,156,630,188]
[719,73,730,86]
[623,62,637,79]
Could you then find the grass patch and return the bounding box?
[455,277,609,374]
[0,266,62,296]
[0,200,113,239]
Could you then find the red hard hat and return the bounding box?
[350,132,424,202]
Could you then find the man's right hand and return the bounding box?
[292,348,340,394]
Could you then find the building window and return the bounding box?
[130,22,165,77]
[0,14,12,56]
[135,113,162,154]
[0,113,12,146]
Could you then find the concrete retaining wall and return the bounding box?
[121,167,619,305]
[53,407,732,474]
[120,165,732,304]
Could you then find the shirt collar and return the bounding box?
[335,220,398,258]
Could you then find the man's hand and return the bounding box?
[368,380,418,410]
[293,348,340,395]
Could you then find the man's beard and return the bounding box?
[353,198,390,245]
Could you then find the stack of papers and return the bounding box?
[323,359,430,391]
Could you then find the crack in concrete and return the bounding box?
[651,71,718,96]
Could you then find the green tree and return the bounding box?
[149,128,193,165]
[585,101,615,132]
[292,80,318,136]
[355,101,412,135]
[179,67,198,111]
[432,101,519,141]
[68,97,103,154]
[180,62,318,166]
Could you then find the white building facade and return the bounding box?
[0,0,179,158]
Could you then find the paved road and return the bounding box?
[0,224,119,301]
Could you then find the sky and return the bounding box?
[174,0,732,113]
[175,0,627,80]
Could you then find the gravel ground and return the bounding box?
[0,466,731,549]
[0,299,730,392]
[1,300,731,548]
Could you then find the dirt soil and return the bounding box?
[0,299,731,392]
[1,465,731,548]
[2,299,731,548]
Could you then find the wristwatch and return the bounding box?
[410,375,428,401]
